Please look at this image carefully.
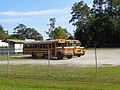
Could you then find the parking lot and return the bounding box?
[0,49,120,67]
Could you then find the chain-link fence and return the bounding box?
[0,47,120,80]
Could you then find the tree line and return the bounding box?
[0,24,43,40]
[70,0,120,47]
[0,22,72,41]
[0,0,120,47]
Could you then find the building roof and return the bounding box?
[3,39,28,44]
[3,39,56,44]
[0,40,8,47]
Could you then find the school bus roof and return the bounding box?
[66,40,80,43]
[24,39,65,44]
[3,39,66,44]
[24,40,56,44]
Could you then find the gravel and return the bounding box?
[0,49,120,67]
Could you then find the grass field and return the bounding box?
[0,54,43,60]
[0,49,120,89]
[0,65,120,90]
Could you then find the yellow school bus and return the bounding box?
[23,39,73,59]
[66,40,86,57]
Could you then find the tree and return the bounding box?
[24,28,43,40]
[70,0,120,47]
[8,24,43,40]
[13,24,26,34]
[53,26,71,39]
[92,0,120,46]
[8,34,24,40]
[46,18,56,40]
[69,1,91,46]
[0,25,8,40]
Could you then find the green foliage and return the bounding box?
[46,18,56,40]
[70,0,120,47]
[70,1,91,46]
[7,34,25,40]
[9,24,43,40]
[0,25,8,40]
[53,26,71,39]
[46,18,72,40]
[24,28,43,40]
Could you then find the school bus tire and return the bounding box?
[57,52,64,60]
[32,52,37,58]
[77,55,81,57]
[66,55,72,59]
[82,53,85,55]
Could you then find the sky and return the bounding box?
[0,0,93,40]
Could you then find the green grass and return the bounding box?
[0,65,120,90]
[0,54,46,60]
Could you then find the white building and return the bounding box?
[3,39,25,54]
[0,40,8,47]
[3,39,35,54]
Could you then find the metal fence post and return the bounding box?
[95,44,98,76]
[48,45,50,75]
[7,46,10,76]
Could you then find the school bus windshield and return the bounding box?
[56,43,67,47]
[67,43,81,46]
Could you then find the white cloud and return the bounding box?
[0,18,26,23]
[0,7,70,16]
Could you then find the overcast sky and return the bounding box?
[0,0,93,39]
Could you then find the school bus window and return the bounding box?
[56,43,66,47]
[42,44,44,48]
[41,44,43,48]
[76,43,81,46]
[44,44,47,48]
[34,44,36,48]
[31,44,34,48]
[48,44,51,48]
[72,43,77,46]
[39,44,41,48]
[43,44,46,48]
[67,43,81,46]
[45,44,47,48]
[24,45,27,48]
[27,45,30,48]
[37,44,39,48]
[52,43,55,47]
[37,44,40,48]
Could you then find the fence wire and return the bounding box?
[0,47,120,80]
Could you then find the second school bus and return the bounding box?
[66,40,86,57]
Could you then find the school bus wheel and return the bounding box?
[82,53,85,55]
[66,55,72,59]
[77,55,81,57]
[32,52,37,58]
[57,51,64,60]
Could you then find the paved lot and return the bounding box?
[0,49,120,67]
